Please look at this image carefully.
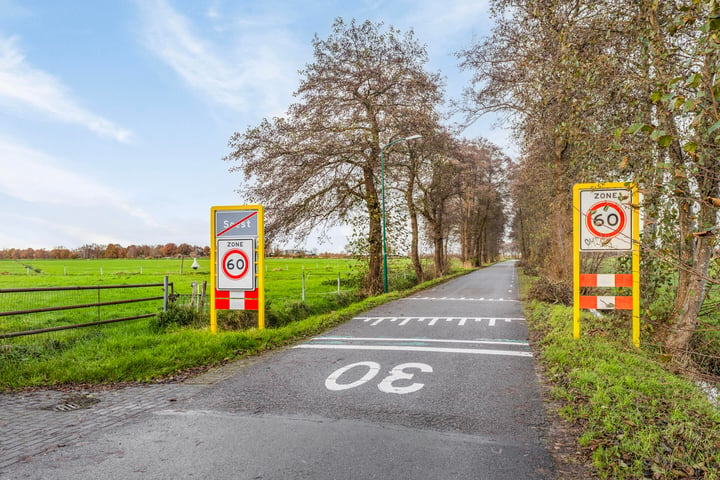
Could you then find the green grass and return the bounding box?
[0,256,440,334]
[522,273,720,479]
[0,257,470,390]
[0,256,424,299]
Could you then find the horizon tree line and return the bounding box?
[0,243,210,260]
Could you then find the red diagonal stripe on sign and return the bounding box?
[217,211,257,237]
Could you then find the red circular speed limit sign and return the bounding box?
[221,249,250,279]
[586,201,626,238]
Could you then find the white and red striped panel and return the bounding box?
[579,295,632,310]
[579,274,633,288]
[578,273,633,310]
[215,289,259,311]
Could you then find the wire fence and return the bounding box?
[0,280,172,344]
[0,257,445,345]
[169,258,438,315]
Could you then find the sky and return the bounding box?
[0,0,511,253]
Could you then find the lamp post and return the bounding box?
[380,134,422,293]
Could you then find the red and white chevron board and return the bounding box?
[579,274,633,288]
[215,288,259,310]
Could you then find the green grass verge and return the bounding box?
[522,276,720,479]
[0,269,471,391]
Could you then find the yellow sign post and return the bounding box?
[573,183,640,347]
[210,205,265,333]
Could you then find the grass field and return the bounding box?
[0,256,426,299]
[0,256,455,390]
[0,256,426,332]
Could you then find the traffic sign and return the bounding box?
[215,210,259,237]
[221,250,249,279]
[217,238,255,290]
[573,183,640,347]
[578,187,633,251]
[210,205,265,332]
[586,201,626,238]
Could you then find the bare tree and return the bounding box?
[225,18,442,294]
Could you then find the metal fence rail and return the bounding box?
[0,278,172,339]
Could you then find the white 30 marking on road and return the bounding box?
[325,361,380,391]
[325,361,433,395]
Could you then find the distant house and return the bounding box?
[278,249,317,257]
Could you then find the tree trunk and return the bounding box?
[432,221,446,276]
[664,236,713,354]
[363,165,384,295]
[405,187,424,284]
[664,145,718,354]
[460,195,472,266]
[473,221,486,267]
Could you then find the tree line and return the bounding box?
[0,243,210,260]
[457,0,720,355]
[225,18,508,295]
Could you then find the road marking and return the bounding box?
[311,336,530,347]
[357,317,525,327]
[294,344,533,357]
[325,361,381,391]
[325,362,433,394]
[406,297,520,302]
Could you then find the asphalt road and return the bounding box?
[6,261,553,479]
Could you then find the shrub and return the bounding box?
[149,305,203,332]
[217,310,258,331]
[527,276,572,305]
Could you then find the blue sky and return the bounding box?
[0,0,509,252]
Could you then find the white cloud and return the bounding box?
[0,138,159,227]
[136,0,301,115]
[0,36,132,142]
[405,0,491,40]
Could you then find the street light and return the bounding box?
[381,134,422,293]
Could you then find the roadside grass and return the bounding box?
[521,273,720,479]
[0,264,471,391]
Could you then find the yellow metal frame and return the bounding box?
[573,182,640,347]
[210,205,265,333]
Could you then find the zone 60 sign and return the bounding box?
[217,238,255,290]
[577,185,634,251]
